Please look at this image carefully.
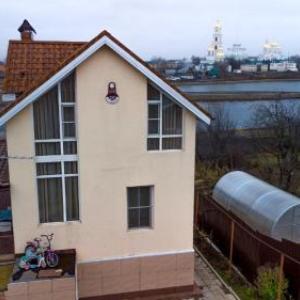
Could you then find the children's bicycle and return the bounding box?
[20,233,59,270]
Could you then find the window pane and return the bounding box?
[36,163,61,176]
[61,73,75,103]
[147,84,160,100]
[148,104,159,119]
[148,120,159,134]
[162,95,182,135]
[63,141,77,154]
[127,187,152,229]
[128,188,139,207]
[140,207,151,227]
[65,176,79,221]
[64,161,78,174]
[147,138,159,150]
[33,88,60,140]
[128,208,139,228]
[38,178,63,223]
[64,123,76,138]
[63,107,75,122]
[162,137,182,150]
[140,187,151,207]
[35,142,60,155]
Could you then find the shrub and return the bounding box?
[255,265,289,300]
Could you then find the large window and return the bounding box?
[147,84,183,151]
[127,186,153,229]
[33,73,79,223]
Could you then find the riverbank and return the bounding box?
[177,74,300,85]
[188,92,300,102]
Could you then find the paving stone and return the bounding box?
[194,254,236,300]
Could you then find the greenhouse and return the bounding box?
[213,171,300,243]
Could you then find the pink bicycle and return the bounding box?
[24,233,59,268]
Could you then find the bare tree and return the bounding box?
[195,104,240,193]
[197,104,237,170]
[252,101,300,191]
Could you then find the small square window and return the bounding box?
[127,186,153,229]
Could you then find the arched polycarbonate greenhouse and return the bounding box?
[213,171,300,243]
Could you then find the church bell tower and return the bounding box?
[207,20,225,62]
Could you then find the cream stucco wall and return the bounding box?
[6,46,196,262]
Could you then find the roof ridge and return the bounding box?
[0,30,211,122]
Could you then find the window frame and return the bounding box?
[33,78,80,224]
[147,85,183,151]
[127,186,154,230]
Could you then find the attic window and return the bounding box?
[147,83,183,151]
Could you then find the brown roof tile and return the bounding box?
[4,40,86,94]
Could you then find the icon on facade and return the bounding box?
[105,82,119,104]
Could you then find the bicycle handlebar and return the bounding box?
[41,233,54,241]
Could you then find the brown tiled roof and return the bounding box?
[0,139,9,185]
[3,40,86,94]
[0,30,211,121]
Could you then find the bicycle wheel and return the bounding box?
[45,252,59,268]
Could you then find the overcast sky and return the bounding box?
[1,0,300,61]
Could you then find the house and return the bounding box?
[270,61,298,72]
[0,20,211,299]
[240,64,258,73]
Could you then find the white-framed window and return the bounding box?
[147,84,183,151]
[127,186,153,229]
[33,73,79,223]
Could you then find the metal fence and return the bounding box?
[195,192,300,300]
